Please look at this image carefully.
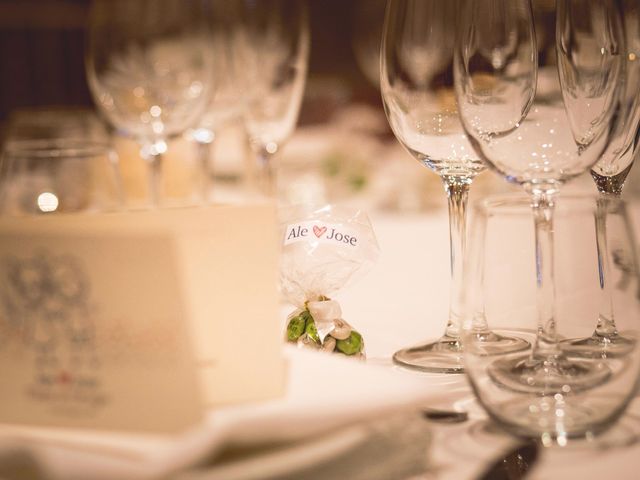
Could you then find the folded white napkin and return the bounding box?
[0,346,469,480]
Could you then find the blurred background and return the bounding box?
[0,0,381,128]
[0,0,399,210]
[2,0,637,212]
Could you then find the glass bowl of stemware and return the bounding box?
[462,194,640,443]
[564,0,640,356]
[380,0,528,373]
[85,0,213,206]
[240,0,310,197]
[454,0,635,396]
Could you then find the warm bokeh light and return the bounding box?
[37,191,59,212]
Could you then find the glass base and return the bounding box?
[467,331,530,356]
[562,333,636,358]
[484,394,630,442]
[488,353,610,395]
[440,400,640,455]
[393,336,464,373]
[393,332,530,373]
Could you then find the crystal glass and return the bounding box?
[565,0,640,356]
[240,0,310,197]
[0,139,123,215]
[85,0,213,205]
[455,0,625,389]
[463,194,640,442]
[189,0,247,202]
[381,0,528,373]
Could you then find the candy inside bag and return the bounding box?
[279,205,379,356]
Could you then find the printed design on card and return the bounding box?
[312,225,327,238]
[284,221,360,248]
[0,251,108,415]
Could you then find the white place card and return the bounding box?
[0,204,285,434]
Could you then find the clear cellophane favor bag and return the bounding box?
[279,205,379,357]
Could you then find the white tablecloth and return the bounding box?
[1,194,639,479]
[348,202,640,480]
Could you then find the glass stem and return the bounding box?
[621,201,640,301]
[593,194,619,339]
[108,149,126,208]
[147,152,163,206]
[256,147,277,197]
[531,193,561,360]
[443,175,472,339]
[0,154,15,213]
[196,139,214,203]
[469,208,491,332]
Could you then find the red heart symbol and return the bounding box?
[313,225,327,238]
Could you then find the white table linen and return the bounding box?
[0,191,638,479]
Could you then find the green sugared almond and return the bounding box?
[304,317,320,344]
[287,310,311,341]
[336,330,363,355]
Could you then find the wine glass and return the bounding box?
[85,0,213,205]
[463,194,640,441]
[189,0,247,202]
[565,0,640,356]
[240,0,310,197]
[455,0,625,390]
[381,0,528,373]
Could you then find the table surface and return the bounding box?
[328,198,640,480]
[175,194,640,480]
[2,127,640,479]
[0,203,639,480]
[176,197,640,480]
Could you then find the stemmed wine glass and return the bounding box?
[455,0,625,391]
[381,0,528,373]
[190,0,247,202]
[240,0,310,197]
[565,0,640,356]
[86,0,213,206]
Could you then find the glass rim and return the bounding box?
[2,139,113,159]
